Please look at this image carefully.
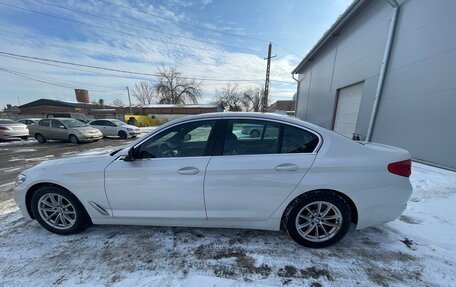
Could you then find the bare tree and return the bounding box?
[213,84,245,112]
[155,67,202,104]
[242,87,263,112]
[132,81,155,106]
[112,98,125,106]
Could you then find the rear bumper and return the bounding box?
[354,180,413,229]
[0,130,29,139]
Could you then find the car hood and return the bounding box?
[30,154,108,170]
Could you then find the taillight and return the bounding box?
[388,159,411,177]
[0,126,11,130]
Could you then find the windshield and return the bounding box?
[61,119,86,128]
[111,119,127,126]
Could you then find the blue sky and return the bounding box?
[0,0,352,108]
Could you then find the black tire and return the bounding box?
[284,191,351,248]
[35,133,46,143]
[31,186,90,235]
[69,134,79,144]
[118,130,127,139]
[250,129,260,138]
[21,136,28,140]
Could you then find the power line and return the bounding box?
[0,66,123,93]
[95,0,302,57]
[30,0,260,54]
[0,51,293,83]
[96,0,269,44]
[0,2,252,55]
[0,53,293,87]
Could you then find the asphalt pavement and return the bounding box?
[0,137,134,203]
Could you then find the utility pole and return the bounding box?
[126,86,132,114]
[262,42,276,112]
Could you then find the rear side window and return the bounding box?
[222,120,319,156]
[39,119,50,127]
[223,120,280,155]
[281,125,319,153]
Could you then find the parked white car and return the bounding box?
[89,119,140,139]
[0,119,29,140]
[13,112,413,248]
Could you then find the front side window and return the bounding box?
[51,120,65,129]
[137,120,215,159]
[90,120,103,126]
[223,120,280,155]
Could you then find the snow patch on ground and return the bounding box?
[8,154,55,162]
[0,139,37,146]
[0,163,455,286]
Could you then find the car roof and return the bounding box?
[42,118,81,121]
[166,112,326,134]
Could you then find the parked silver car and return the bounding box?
[29,118,102,144]
[0,119,29,140]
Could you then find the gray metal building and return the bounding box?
[292,0,456,170]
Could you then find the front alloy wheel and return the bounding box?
[31,186,90,235]
[285,192,351,248]
[37,193,76,230]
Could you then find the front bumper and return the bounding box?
[13,184,32,220]
[128,130,141,137]
[79,134,103,142]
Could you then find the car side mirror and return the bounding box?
[120,147,136,162]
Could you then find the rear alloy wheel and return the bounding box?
[250,129,260,138]
[118,130,127,139]
[31,186,90,235]
[35,133,46,143]
[285,192,351,248]
[69,134,79,144]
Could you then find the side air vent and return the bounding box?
[88,201,111,216]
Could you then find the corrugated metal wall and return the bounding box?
[296,0,456,169]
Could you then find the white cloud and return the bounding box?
[0,0,296,108]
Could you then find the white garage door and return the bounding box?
[334,82,364,138]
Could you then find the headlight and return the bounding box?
[126,128,133,131]
[15,174,26,186]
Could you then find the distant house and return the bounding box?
[18,99,116,119]
[292,0,456,170]
[268,100,295,115]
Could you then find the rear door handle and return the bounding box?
[275,163,299,172]
[178,167,199,175]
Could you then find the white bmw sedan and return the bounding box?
[13,112,413,248]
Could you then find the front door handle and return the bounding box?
[275,163,299,172]
[178,167,199,175]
